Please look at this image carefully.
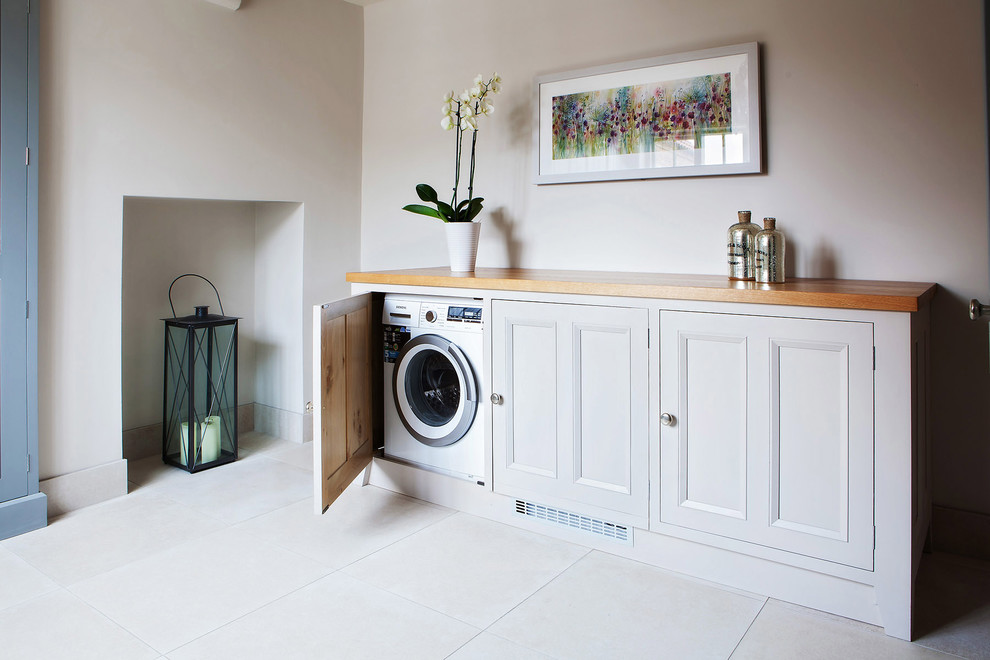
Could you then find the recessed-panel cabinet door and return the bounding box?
[659,310,874,569]
[659,312,762,537]
[312,294,381,513]
[762,317,874,569]
[492,309,559,491]
[566,307,649,517]
[492,300,649,520]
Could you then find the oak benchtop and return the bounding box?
[347,267,936,313]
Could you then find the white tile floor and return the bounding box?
[1,431,987,659]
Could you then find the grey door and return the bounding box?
[0,0,38,506]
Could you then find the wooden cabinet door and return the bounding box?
[312,294,381,513]
[660,310,874,569]
[492,300,649,520]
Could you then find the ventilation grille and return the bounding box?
[514,499,631,544]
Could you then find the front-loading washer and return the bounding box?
[382,294,485,483]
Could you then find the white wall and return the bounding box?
[254,202,304,414]
[40,0,364,480]
[362,0,990,515]
[121,198,258,431]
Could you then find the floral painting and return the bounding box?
[551,73,732,160]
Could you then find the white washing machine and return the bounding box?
[382,294,485,484]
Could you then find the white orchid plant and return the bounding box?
[403,73,502,223]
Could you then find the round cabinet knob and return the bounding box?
[660,412,675,427]
[490,393,503,405]
[425,310,437,323]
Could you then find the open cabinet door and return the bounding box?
[313,293,381,513]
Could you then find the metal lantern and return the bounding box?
[162,274,239,472]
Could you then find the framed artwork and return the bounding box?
[534,42,762,184]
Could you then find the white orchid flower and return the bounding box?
[442,90,454,103]
[470,84,482,98]
[473,74,484,85]
[480,103,494,115]
[441,115,454,130]
[459,89,472,103]
[461,104,474,118]
[462,115,478,131]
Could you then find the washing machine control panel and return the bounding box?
[383,325,411,364]
[418,303,483,330]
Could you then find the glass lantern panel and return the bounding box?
[164,322,237,469]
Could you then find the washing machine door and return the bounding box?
[392,334,478,447]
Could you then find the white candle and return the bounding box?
[201,416,221,463]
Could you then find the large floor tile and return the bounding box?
[69,527,330,654]
[447,632,553,659]
[731,599,958,659]
[2,489,224,585]
[237,431,302,459]
[264,440,314,471]
[167,572,477,660]
[235,484,452,569]
[132,455,312,524]
[913,552,990,659]
[0,545,59,611]
[343,512,589,628]
[0,589,157,659]
[489,550,764,660]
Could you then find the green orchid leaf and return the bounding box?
[453,197,484,221]
[436,200,457,221]
[402,204,444,220]
[466,198,484,221]
[416,184,439,204]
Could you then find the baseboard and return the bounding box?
[123,403,256,460]
[254,402,310,443]
[39,459,128,518]
[0,492,47,541]
[932,505,990,561]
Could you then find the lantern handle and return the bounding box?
[168,274,225,318]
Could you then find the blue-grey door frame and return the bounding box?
[0,0,45,540]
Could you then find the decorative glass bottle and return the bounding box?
[755,217,786,283]
[727,210,761,280]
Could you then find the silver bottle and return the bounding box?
[755,217,785,283]
[726,210,761,280]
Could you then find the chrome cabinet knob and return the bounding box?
[490,393,503,405]
[660,412,675,427]
[971,299,989,321]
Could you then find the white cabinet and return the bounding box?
[339,268,934,639]
[658,310,875,569]
[491,300,649,524]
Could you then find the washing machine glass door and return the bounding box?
[393,334,477,447]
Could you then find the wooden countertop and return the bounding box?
[347,267,936,312]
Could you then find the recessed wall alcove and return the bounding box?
[121,197,307,459]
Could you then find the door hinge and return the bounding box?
[873,346,876,371]
[27,454,31,472]
[25,147,30,166]
[27,0,30,14]
[647,328,650,348]
[26,300,30,319]
[873,525,877,549]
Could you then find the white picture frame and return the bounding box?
[534,42,762,184]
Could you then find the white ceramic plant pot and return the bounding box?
[445,221,481,272]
